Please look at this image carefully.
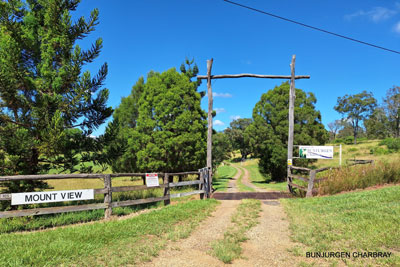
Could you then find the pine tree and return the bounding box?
[0,0,112,193]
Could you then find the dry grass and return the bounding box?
[317,161,400,195]
[312,140,400,169]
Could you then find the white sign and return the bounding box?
[287,159,293,166]
[11,189,94,205]
[299,146,334,159]
[145,173,159,187]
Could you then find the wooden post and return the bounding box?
[104,174,112,219]
[163,173,170,206]
[199,172,205,199]
[306,170,316,197]
[287,55,296,193]
[207,58,214,187]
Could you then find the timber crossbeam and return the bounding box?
[197,74,310,80]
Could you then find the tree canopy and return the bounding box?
[245,82,327,181]
[0,0,112,193]
[334,91,377,144]
[212,131,232,171]
[225,118,252,160]
[109,67,207,173]
[383,86,400,137]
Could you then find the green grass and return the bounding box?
[0,199,219,266]
[312,140,400,169]
[213,164,237,191]
[0,175,201,233]
[235,165,255,192]
[211,199,261,263]
[241,160,287,192]
[282,186,400,266]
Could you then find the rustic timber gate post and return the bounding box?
[287,55,296,194]
[206,59,214,188]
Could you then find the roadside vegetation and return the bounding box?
[241,159,287,192]
[317,161,400,195]
[282,186,400,266]
[213,164,237,191]
[0,176,200,234]
[211,199,261,263]
[0,199,219,266]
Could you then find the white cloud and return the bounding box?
[213,92,232,98]
[345,6,398,22]
[214,120,225,126]
[230,115,241,121]
[215,108,226,114]
[394,21,400,33]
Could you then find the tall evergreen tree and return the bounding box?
[109,66,207,173]
[0,1,112,193]
[245,82,327,181]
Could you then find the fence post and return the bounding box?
[104,174,112,219]
[163,173,170,206]
[287,166,294,194]
[306,170,316,198]
[208,167,212,197]
[199,172,205,200]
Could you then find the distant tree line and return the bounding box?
[329,87,400,144]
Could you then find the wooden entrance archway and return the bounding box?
[196,55,310,193]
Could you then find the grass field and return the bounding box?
[312,140,400,169]
[282,185,400,266]
[213,164,237,191]
[0,199,219,266]
[240,159,287,192]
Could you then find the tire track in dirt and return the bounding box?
[141,200,240,267]
[232,199,334,267]
[227,165,241,193]
[235,164,267,192]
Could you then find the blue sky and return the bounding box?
[72,0,400,135]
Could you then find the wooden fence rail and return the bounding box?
[288,160,374,197]
[0,169,211,219]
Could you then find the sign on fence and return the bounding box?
[299,146,334,159]
[145,173,159,187]
[11,189,94,205]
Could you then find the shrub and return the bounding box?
[318,161,400,195]
[379,138,400,152]
[348,147,358,152]
[344,136,354,144]
[369,147,389,155]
